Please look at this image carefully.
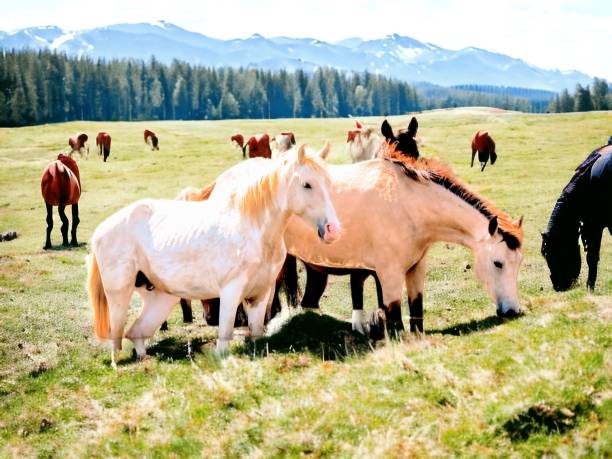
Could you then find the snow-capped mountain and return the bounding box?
[0,21,592,91]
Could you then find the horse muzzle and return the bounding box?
[496,303,523,319]
[317,220,341,244]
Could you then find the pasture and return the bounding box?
[0,109,610,457]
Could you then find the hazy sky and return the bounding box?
[2,0,611,80]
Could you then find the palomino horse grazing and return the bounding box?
[96,132,112,162]
[541,144,611,291]
[87,146,341,364]
[41,154,81,249]
[231,133,247,158]
[271,132,297,158]
[471,131,497,171]
[278,143,523,338]
[68,133,89,158]
[144,129,159,151]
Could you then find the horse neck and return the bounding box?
[419,186,497,250]
[546,184,583,242]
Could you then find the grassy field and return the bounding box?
[0,108,610,457]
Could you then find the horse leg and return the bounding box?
[202,299,220,326]
[180,298,194,323]
[583,225,603,291]
[405,257,427,334]
[246,289,272,340]
[481,161,487,172]
[58,205,69,246]
[105,285,135,368]
[302,264,327,309]
[217,279,246,355]
[368,268,404,340]
[350,270,369,334]
[471,148,476,168]
[44,203,53,249]
[126,289,179,359]
[70,203,79,246]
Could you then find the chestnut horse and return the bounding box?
[471,131,497,171]
[68,133,89,158]
[231,133,247,158]
[41,154,81,249]
[96,132,112,162]
[87,146,341,364]
[144,129,159,151]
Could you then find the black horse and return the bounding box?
[541,143,611,291]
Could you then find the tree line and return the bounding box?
[0,50,590,127]
[547,78,611,113]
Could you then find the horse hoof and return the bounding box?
[70,241,78,247]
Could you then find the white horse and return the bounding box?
[87,146,341,365]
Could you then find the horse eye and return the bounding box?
[303,182,312,189]
[494,261,503,269]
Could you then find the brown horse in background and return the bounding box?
[96,132,112,162]
[231,133,247,157]
[41,154,81,249]
[471,131,497,171]
[144,129,159,150]
[68,133,89,158]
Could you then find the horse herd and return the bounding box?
[37,119,610,365]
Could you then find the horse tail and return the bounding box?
[278,255,300,307]
[87,253,110,339]
[490,150,498,165]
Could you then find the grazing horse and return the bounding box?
[231,133,247,158]
[247,134,272,159]
[278,143,523,338]
[68,133,89,158]
[347,120,383,163]
[87,146,341,364]
[40,154,81,249]
[271,132,297,158]
[541,144,611,291]
[144,129,159,151]
[471,131,497,171]
[96,132,112,162]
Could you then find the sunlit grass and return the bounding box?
[0,109,610,457]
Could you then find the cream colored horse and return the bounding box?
[87,146,341,365]
[282,147,523,336]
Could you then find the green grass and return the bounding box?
[0,109,610,457]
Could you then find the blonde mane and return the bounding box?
[381,143,523,249]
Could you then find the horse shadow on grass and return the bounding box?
[428,315,505,336]
[237,311,372,361]
[44,242,87,251]
[113,336,213,366]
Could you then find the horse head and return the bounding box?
[473,216,523,318]
[285,145,341,243]
[540,230,581,291]
[381,117,419,158]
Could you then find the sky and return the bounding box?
[2,0,611,80]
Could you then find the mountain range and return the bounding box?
[0,20,592,92]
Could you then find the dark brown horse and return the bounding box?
[96,132,112,162]
[144,129,159,151]
[68,133,89,158]
[381,117,420,159]
[246,134,272,159]
[41,154,81,249]
[471,131,497,171]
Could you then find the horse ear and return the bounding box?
[355,120,363,129]
[381,120,395,142]
[488,216,498,236]
[318,141,330,160]
[408,117,418,136]
[297,144,306,164]
[516,216,523,228]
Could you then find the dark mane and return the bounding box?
[546,146,605,235]
[381,143,523,250]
